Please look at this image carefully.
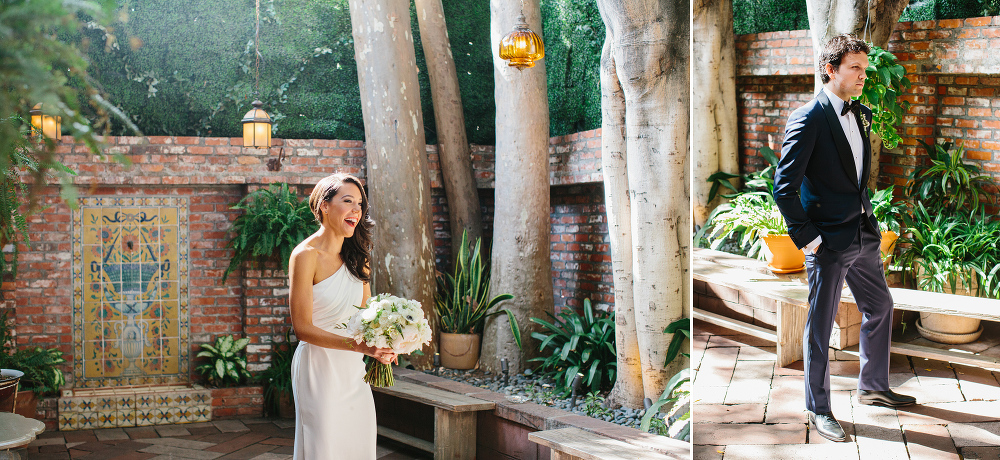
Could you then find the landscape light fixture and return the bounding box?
[498,3,544,70]
[241,0,271,148]
[30,103,61,141]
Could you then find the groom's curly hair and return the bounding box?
[309,173,374,282]
[818,34,870,84]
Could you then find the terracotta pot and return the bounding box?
[914,267,982,344]
[13,390,37,418]
[880,230,899,270]
[439,333,481,370]
[761,234,805,274]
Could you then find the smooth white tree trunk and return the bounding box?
[596,0,690,401]
[692,0,739,227]
[599,37,644,408]
[413,0,484,253]
[349,0,436,368]
[481,0,554,374]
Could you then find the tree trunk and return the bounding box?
[596,0,689,402]
[413,0,484,256]
[692,0,740,227]
[598,38,644,409]
[480,0,554,374]
[348,0,436,369]
[806,0,907,196]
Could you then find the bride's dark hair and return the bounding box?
[308,173,374,282]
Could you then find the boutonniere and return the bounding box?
[860,112,871,135]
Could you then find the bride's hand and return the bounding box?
[360,343,397,365]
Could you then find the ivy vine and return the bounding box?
[859,45,911,150]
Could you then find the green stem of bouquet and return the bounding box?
[364,360,394,387]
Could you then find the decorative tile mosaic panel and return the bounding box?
[57,386,211,430]
[72,197,190,388]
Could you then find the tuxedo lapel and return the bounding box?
[857,107,872,190]
[817,91,860,190]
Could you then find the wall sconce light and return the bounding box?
[30,103,61,141]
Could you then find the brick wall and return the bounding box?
[733,17,1000,206]
[2,129,610,381]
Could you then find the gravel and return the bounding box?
[425,367,690,442]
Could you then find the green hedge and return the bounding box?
[80,0,602,144]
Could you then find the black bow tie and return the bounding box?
[841,99,861,117]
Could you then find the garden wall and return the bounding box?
[0,129,610,390]
[735,15,1000,209]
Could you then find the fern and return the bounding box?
[222,183,317,281]
[0,310,66,394]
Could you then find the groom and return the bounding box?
[773,34,916,442]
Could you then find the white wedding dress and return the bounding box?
[291,264,376,459]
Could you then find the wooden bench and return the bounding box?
[370,379,494,459]
[528,427,677,460]
[694,248,1000,370]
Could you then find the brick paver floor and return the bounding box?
[20,418,430,460]
[693,319,1000,459]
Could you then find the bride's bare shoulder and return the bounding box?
[291,235,320,263]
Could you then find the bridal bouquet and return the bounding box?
[345,293,433,387]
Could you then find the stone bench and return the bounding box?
[370,379,495,459]
[694,247,1000,370]
[528,427,676,460]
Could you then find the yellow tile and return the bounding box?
[159,208,178,225]
[144,301,163,320]
[161,317,178,338]
[83,321,102,342]
[100,302,123,322]
[161,337,178,357]
[160,281,178,301]
[141,357,162,374]
[83,226,101,245]
[162,356,179,374]
[84,359,104,379]
[161,225,178,246]
[103,321,122,341]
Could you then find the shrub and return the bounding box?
[195,335,251,387]
[528,299,616,393]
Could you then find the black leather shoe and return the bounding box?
[809,411,846,442]
[857,389,917,408]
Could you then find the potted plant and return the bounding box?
[898,205,999,343]
[869,185,905,266]
[222,183,317,282]
[434,231,520,369]
[897,141,1000,344]
[195,334,252,387]
[702,193,803,273]
[0,310,66,417]
[255,329,297,418]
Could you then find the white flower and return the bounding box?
[361,306,379,322]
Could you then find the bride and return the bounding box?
[288,173,397,459]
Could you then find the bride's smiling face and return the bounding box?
[320,182,363,238]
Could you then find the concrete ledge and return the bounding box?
[389,367,690,459]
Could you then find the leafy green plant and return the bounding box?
[255,329,298,417]
[641,319,691,440]
[222,183,317,281]
[705,145,779,203]
[907,141,998,216]
[859,45,911,150]
[898,203,1000,297]
[577,392,613,419]
[701,193,787,260]
[869,185,905,234]
[528,298,616,393]
[640,368,690,439]
[0,310,66,395]
[434,230,521,348]
[196,335,251,387]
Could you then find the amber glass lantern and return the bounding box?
[30,103,62,140]
[499,13,544,70]
[241,100,272,148]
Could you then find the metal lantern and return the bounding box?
[30,103,61,141]
[241,100,272,148]
[499,13,544,70]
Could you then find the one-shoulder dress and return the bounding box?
[291,264,375,459]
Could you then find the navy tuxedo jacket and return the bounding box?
[773,90,880,252]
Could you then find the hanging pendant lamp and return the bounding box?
[499,12,544,70]
[242,0,272,148]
